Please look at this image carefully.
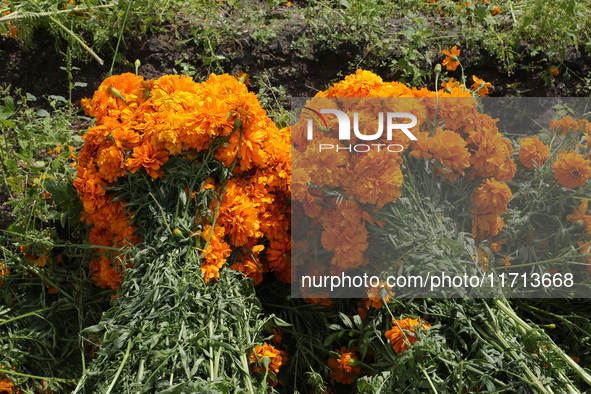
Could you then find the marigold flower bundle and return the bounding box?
[76,73,291,289]
[292,70,516,299]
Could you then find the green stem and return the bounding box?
[239,353,255,394]
[105,339,133,394]
[109,0,133,76]
[0,369,75,384]
[419,364,438,394]
[494,298,591,388]
[0,308,50,326]
[46,15,103,65]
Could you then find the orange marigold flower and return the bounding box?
[440,77,464,91]
[471,179,512,215]
[492,6,500,15]
[427,128,471,181]
[271,328,283,345]
[471,210,505,239]
[321,221,369,270]
[126,143,169,179]
[267,238,291,283]
[385,317,432,353]
[0,263,10,286]
[0,377,14,393]
[549,68,559,76]
[442,46,461,71]
[200,225,231,283]
[346,150,403,208]
[364,284,393,309]
[549,115,588,136]
[97,144,125,182]
[567,200,591,234]
[465,115,516,182]
[320,69,384,97]
[230,243,266,285]
[518,136,550,170]
[328,347,361,384]
[89,255,123,290]
[250,343,287,375]
[218,180,262,246]
[471,75,492,97]
[553,150,591,189]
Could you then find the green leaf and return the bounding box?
[4,96,14,112]
[475,6,487,21]
[36,109,50,118]
[339,312,353,329]
[353,314,363,330]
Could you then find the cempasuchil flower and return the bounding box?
[442,46,461,71]
[553,150,591,189]
[385,318,432,353]
[328,347,362,384]
[519,136,550,170]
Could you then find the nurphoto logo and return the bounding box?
[303,107,418,153]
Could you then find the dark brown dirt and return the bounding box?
[2,17,590,114]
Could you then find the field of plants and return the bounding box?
[1,0,591,393]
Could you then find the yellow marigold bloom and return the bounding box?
[442,46,461,71]
[328,347,361,384]
[126,143,169,179]
[471,179,512,215]
[553,150,591,189]
[250,343,287,375]
[471,75,492,97]
[385,318,432,353]
[518,136,550,170]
